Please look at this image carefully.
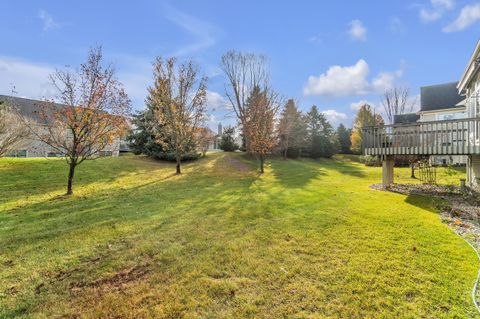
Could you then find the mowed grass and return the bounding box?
[0,153,477,318]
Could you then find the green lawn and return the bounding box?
[0,153,477,318]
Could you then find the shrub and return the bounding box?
[361,155,381,166]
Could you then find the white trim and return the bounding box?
[418,106,466,115]
[458,40,480,93]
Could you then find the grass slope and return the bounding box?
[0,153,477,318]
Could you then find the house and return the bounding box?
[208,123,223,151]
[363,40,480,189]
[0,95,123,158]
[394,82,468,166]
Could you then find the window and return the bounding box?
[6,150,27,158]
[47,152,64,158]
[438,112,465,121]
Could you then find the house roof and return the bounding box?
[420,82,465,112]
[0,95,64,122]
[394,113,420,124]
[458,39,480,93]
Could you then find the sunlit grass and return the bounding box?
[0,153,477,318]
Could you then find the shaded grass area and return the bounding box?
[0,153,478,318]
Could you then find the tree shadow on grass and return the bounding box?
[403,193,442,214]
[0,155,259,251]
[0,156,175,206]
[269,159,327,188]
[269,157,366,188]
[329,157,366,178]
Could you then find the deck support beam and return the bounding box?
[468,155,480,190]
[382,155,395,189]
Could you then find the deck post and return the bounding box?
[382,155,394,189]
[468,155,480,190]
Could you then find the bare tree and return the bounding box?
[0,99,32,156]
[150,57,207,174]
[35,46,131,195]
[381,87,416,124]
[220,50,269,150]
[381,86,419,177]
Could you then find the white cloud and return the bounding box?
[348,20,367,41]
[118,71,150,108]
[420,8,443,21]
[0,56,55,99]
[206,91,230,111]
[303,59,403,97]
[38,10,59,32]
[321,109,347,124]
[372,69,403,92]
[0,52,152,110]
[443,3,480,32]
[304,59,370,96]
[162,3,221,56]
[419,0,455,22]
[350,100,377,111]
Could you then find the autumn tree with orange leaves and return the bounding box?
[244,85,280,173]
[35,46,131,195]
[350,104,384,154]
[197,127,216,157]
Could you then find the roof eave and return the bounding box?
[458,39,480,93]
[418,106,466,114]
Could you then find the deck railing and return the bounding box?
[362,117,480,156]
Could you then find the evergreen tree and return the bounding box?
[219,126,239,152]
[305,105,337,158]
[126,104,199,161]
[126,108,164,157]
[277,99,307,159]
[336,123,352,154]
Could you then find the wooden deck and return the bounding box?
[362,117,480,156]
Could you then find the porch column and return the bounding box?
[382,155,395,189]
[468,155,480,190]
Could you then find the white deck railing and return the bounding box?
[362,118,480,156]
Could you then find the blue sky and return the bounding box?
[1,0,479,129]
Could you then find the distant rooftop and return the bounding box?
[0,95,60,122]
[420,82,464,112]
[394,113,420,125]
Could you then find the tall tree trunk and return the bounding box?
[260,154,264,173]
[410,162,415,178]
[66,161,76,195]
[176,154,181,174]
[283,147,288,160]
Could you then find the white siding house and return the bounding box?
[1,95,123,158]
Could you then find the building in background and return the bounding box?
[0,95,123,158]
[393,82,467,166]
[363,39,480,189]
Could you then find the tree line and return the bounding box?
[0,45,416,195]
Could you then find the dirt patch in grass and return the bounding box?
[223,155,251,172]
[70,263,150,294]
